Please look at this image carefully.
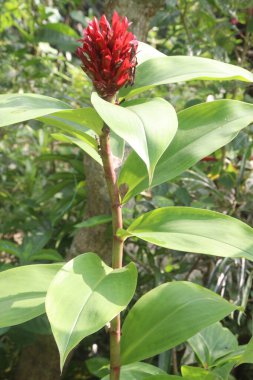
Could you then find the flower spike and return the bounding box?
[76,11,138,99]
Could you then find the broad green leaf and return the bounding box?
[213,346,247,367]
[120,55,253,99]
[39,107,103,136]
[51,133,102,165]
[136,41,166,65]
[119,100,253,203]
[188,323,238,367]
[91,93,178,181]
[75,215,112,229]
[237,337,253,366]
[121,281,236,365]
[213,340,253,373]
[102,362,166,380]
[181,366,219,380]
[0,263,62,328]
[52,128,97,148]
[212,363,234,380]
[124,207,253,261]
[46,252,137,369]
[0,93,71,128]
[41,110,124,159]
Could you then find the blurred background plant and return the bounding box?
[1,0,253,379]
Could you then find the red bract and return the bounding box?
[76,12,138,99]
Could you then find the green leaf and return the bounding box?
[52,128,97,149]
[91,93,178,181]
[52,133,102,165]
[237,337,253,366]
[41,109,124,160]
[35,180,72,204]
[36,23,79,52]
[46,252,137,369]
[0,240,21,257]
[136,41,166,65]
[0,327,10,336]
[121,281,236,365]
[39,107,103,136]
[75,215,112,229]
[0,263,62,328]
[101,362,166,380]
[213,346,246,367]
[38,23,79,39]
[110,131,125,160]
[181,366,219,380]
[21,314,52,335]
[86,357,109,378]
[188,323,238,367]
[120,55,253,99]
[142,377,183,380]
[0,93,71,128]
[125,207,253,261]
[29,249,63,263]
[70,10,88,26]
[119,100,253,202]
[212,363,234,380]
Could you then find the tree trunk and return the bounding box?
[14,1,165,379]
[68,155,112,264]
[105,0,164,41]
[14,335,60,380]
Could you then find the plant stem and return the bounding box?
[99,123,124,380]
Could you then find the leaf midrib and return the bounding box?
[127,106,149,169]
[157,112,252,173]
[130,229,253,259]
[135,56,252,87]
[124,109,252,200]
[61,268,113,359]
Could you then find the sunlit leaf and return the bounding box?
[92,93,177,181]
[102,362,166,380]
[181,366,218,380]
[121,281,236,364]
[120,54,253,98]
[46,252,137,369]
[119,100,253,202]
[0,93,71,128]
[52,133,102,165]
[39,107,103,135]
[188,323,238,367]
[125,207,253,261]
[74,215,112,228]
[0,263,62,328]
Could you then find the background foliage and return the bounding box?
[1,0,253,379]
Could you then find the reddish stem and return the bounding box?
[99,124,123,380]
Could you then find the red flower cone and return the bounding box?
[76,12,138,99]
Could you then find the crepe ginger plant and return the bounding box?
[1,11,253,380]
